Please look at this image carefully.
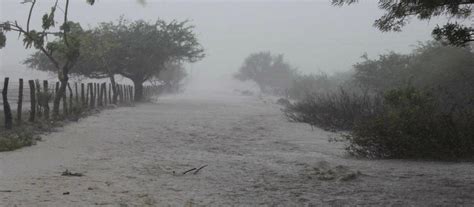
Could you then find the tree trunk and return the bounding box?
[2,78,13,129]
[133,80,144,102]
[53,70,69,119]
[109,75,118,105]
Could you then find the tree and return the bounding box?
[353,52,411,92]
[332,0,474,46]
[25,18,204,102]
[1,0,96,119]
[25,21,124,104]
[234,51,298,94]
[111,19,204,101]
[352,41,474,107]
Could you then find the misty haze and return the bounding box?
[0,0,473,206]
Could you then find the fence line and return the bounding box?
[1,77,161,130]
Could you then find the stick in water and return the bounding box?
[193,165,208,175]
[182,168,197,175]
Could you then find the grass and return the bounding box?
[0,105,96,152]
[0,127,41,152]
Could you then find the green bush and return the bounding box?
[345,87,474,159]
[284,88,382,131]
[0,128,40,152]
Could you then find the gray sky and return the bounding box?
[0,0,449,84]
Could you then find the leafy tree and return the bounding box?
[332,0,474,46]
[353,52,411,92]
[1,0,96,119]
[352,41,474,112]
[234,51,298,94]
[25,18,204,102]
[110,19,204,101]
[25,21,124,104]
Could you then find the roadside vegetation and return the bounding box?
[237,42,474,160]
[233,0,473,160]
[0,0,203,152]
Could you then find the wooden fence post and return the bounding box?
[43,80,50,120]
[82,83,86,107]
[107,83,112,104]
[2,78,13,129]
[17,78,24,124]
[98,83,103,107]
[124,85,128,103]
[89,83,94,108]
[95,83,99,106]
[68,83,73,111]
[75,82,79,105]
[119,85,124,104]
[28,80,36,122]
[93,83,97,107]
[35,80,42,118]
[103,83,107,106]
[128,86,135,103]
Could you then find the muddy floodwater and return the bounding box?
[1,91,473,206]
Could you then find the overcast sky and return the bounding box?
[0,0,449,84]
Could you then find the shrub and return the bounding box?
[284,88,382,131]
[345,87,474,159]
[0,128,40,152]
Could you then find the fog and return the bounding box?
[1,0,447,90]
[2,1,474,205]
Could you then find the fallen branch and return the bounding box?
[182,168,197,175]
[193,165,208,175]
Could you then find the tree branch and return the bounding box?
[63,0,70,47]
[26,0,36,33]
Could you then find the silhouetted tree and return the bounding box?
[333,0,474,46]
[234,51,298,94]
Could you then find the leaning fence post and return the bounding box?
[17,78,24,124]
[28,80,36,122]
[2,77,13,129]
